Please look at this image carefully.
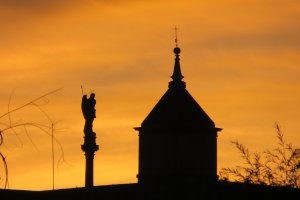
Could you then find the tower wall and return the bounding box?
[137,127,218,184]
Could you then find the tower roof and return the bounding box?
[141,47,215,129]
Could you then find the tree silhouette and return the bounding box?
[219,123,300,188]
[0,88,65,189]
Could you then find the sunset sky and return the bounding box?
[0,0,300,190]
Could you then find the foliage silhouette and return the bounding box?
[0,88,65,189]
[219,123,300,188]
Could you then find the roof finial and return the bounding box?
[169,26,186,89]
[174,26,179,47]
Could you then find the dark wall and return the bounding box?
[138,127,217,184]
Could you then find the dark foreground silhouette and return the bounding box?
[0,181,299,200]
[81,93,99,188]
[3,43,298,199]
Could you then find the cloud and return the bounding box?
[0,0,92,16]
[0,0,83,12]
[200,27,300,52]
[0,0,145,13]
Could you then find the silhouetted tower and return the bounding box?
[135,45,222,185]
[81,93,99,188]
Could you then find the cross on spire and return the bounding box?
[174,26,179,47]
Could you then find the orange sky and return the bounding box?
[0,0,300,190]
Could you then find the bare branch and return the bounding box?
[0,88,62,119]
[0,88,65,189]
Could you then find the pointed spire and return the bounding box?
[169,46,186,89]
[171,47,184,81]
[169,26,186,89]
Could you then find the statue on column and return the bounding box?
[81,92,99,188]
[81,93,96,133]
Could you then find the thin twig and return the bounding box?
[51,123,55,190]
[0,88,62,119]
[0,152,8,189]
[0,88,64,189]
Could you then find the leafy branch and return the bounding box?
[219,123,300,188]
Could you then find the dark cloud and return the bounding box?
[0,0,143,11]
[0,0,149,15]
[0,0,82,13]
[203,25,300,52]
